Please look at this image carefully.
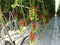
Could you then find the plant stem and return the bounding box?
[20,0,27,26]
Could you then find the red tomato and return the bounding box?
[41,22,43,25]
[32,23,36,29]
[14,9,18,19]
[27,18,30,25]
[29,6,35,10]
[45,20,48,24]
[20,19,24,27]
[30,32,35,42]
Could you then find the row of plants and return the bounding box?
[0,0,55,45]
[1,0,55,19]
[57,1,60,16]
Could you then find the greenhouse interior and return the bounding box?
[0,0,60,45]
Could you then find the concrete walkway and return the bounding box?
[34,16,60,45]
[51,16,60,45]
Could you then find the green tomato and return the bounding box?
[11,4,16,8]
[29,40,34,45]
[18,26,24,34]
